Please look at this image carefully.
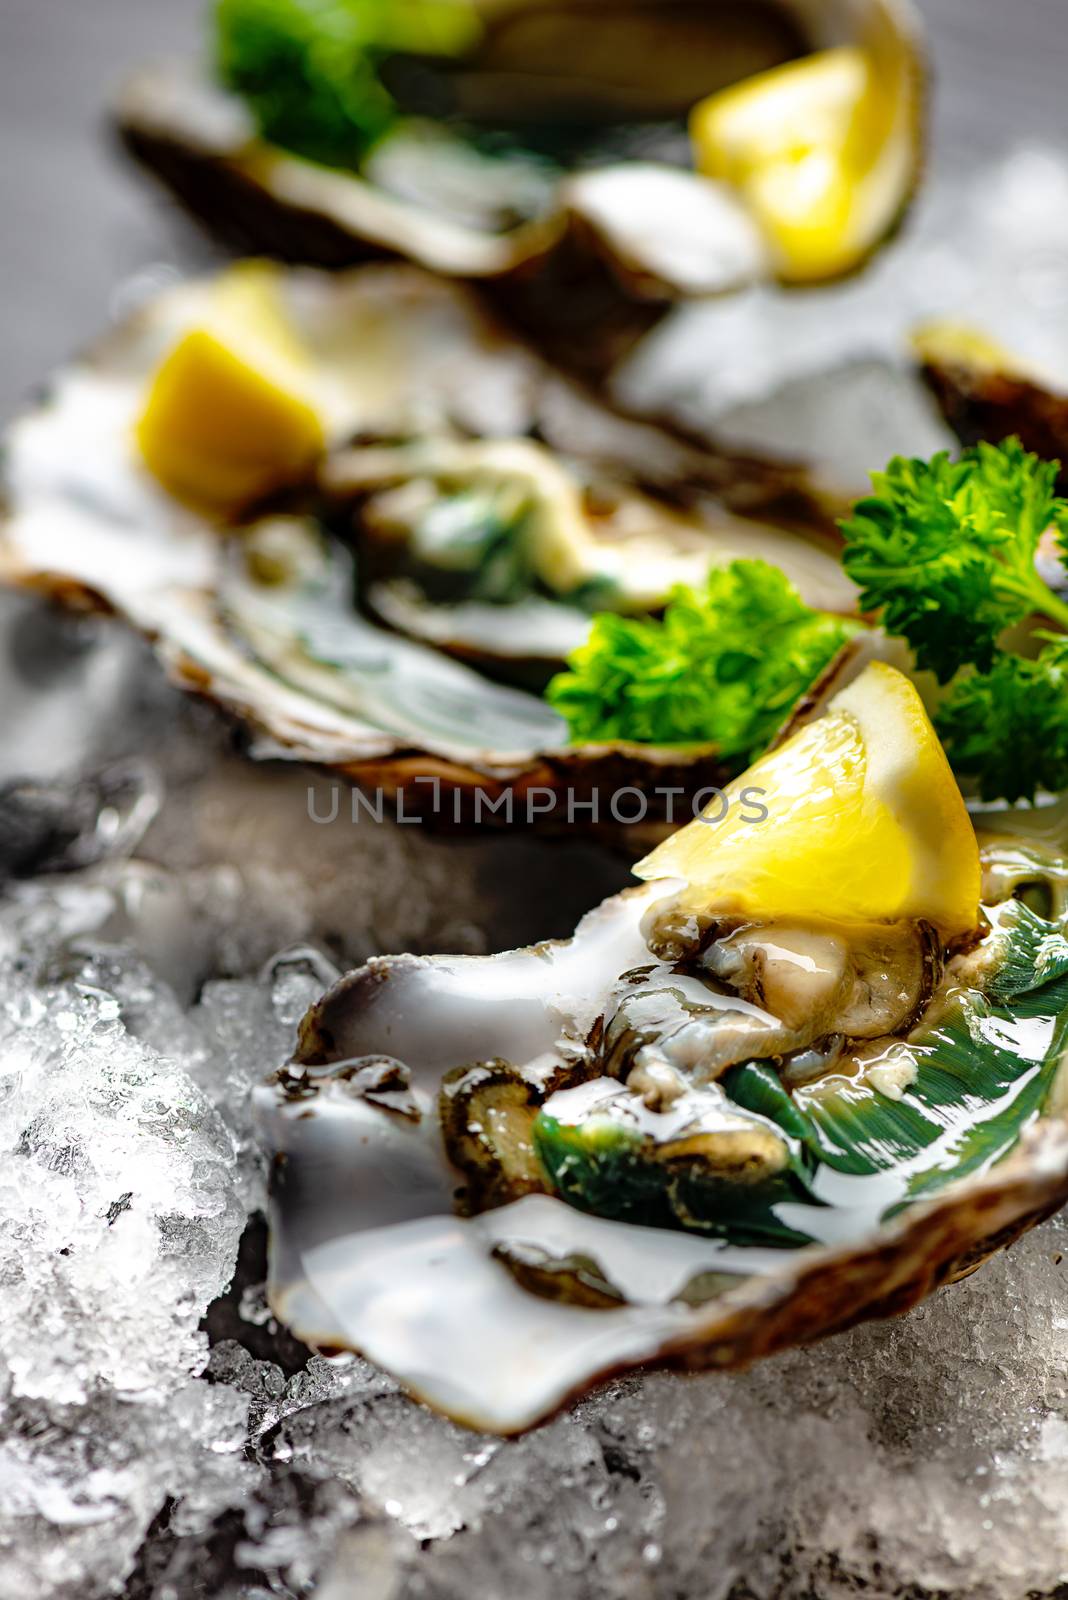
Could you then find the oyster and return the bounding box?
[115,0,925,370]
[0,261,852,822]
[255,670,1068,1431]
[257,838,1068,1432]
[324,426,853,685]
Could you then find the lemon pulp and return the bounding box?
[634,662,981,938]
[690,3,920,284]
[136,261,325,514]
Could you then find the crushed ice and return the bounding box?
[617,145,1068,492]
[0,603,1066,1600]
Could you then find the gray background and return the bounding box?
[2,0,1068,422]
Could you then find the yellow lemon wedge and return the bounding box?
[136,261,325,514]
[690,3,921,284]
[634,662,981,938]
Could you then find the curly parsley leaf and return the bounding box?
[841,438,1068,683]
[546,560,856,763]
[935,640,1068,803]
[840,438,1068,800]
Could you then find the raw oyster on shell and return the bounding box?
[256,825,1068,1432]
[323,419,853,686]
[115,0,925,373]
[0,261,853,824]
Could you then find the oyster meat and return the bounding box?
[324,422,853,685]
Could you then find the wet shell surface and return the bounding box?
[0,263,852,822]
[257,818,1068,1433]
[115,0,925,371]
[915,323,1068,481]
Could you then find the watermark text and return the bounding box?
[307,781,770,828]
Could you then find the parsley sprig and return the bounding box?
[215,0,479,170]
[546,560,855,763]
[842,438,1068,801]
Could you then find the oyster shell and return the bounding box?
[915,323,1068,482]
[0,262,851,823]
[115,0,924,372]
[256,835,1068,1432]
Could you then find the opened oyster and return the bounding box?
[257,664,1068,1431]
[325,424,851,687]
[0,260,853,820]
[116,0,924,369]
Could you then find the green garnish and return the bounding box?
[726,893,1068,1210]
[522,877,1068,1250]
[842,438,1068,679]
[408,486,540,605]
[381,484,623,611]
[932,645,1068,805]
[215,0,480,170]
[546,560,855,762]
[841,438,1068,800]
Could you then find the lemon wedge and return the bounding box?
[136,262,325,514]
[690,1,921,283]
[634,662,980,938]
